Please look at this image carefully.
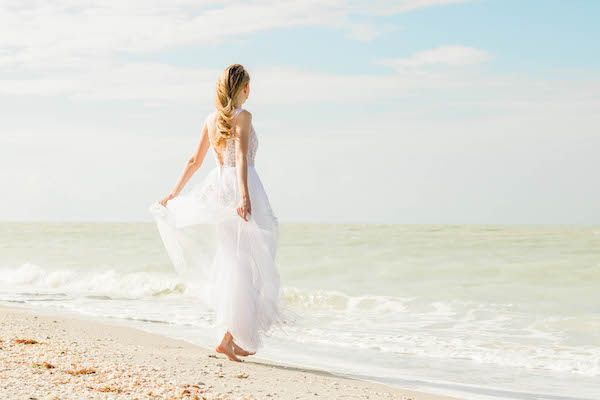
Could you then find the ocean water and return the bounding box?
[1,223,599,400]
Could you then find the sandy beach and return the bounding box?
[0,306,456,400]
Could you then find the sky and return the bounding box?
[1,0,599,223]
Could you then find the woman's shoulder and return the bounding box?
[235,108,252,121]
[205,110,217,125]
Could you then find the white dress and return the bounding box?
[149,107,294,352]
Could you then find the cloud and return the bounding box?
[0,2,595,127]
[346,0,469,15]
[0,60,483,104]
[2,52,599,125]
[0,1,480,104]
[379,45,492,69]
[0,0,471,72]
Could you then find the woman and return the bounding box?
[149,64,292,362]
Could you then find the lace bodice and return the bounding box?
[208,107,258,167]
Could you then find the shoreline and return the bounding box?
[0,305,459,400]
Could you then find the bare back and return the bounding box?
[206,107,258,167]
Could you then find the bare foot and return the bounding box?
[232,341,256,356]
[215,332,241,362]
[215,342,242,362]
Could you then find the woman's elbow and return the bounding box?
[188,157,200,168]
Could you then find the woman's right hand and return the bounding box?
[236,195,252,221]
[159,193,176,207]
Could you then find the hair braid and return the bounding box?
[214,64,250,150]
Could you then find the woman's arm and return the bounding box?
[234,110,253,221]
[159,120,211,206]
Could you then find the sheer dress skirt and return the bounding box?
[149,165,294,351]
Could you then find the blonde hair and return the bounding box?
[214,63,250,150]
